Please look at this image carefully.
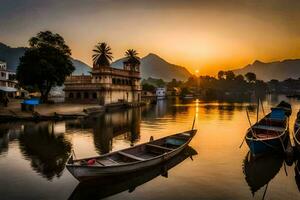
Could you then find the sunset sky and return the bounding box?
[1,0,300,75]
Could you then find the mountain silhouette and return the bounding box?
[234,59,300,81]
[112,53,192,81]
[0,42,91,75]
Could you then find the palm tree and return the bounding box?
[92,42,113,67]
[125,49,140,65]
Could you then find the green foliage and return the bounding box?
[92,42,113,67]
[17,31,74,102]
[142,77,166,87]
[179,71,266,99]
[125,49,140,65]
[142,83,156,92]
[180,87,191,96]
[167,78,182,89]
[224,71,235,80]
[245,72,257,83]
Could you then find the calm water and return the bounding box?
[1,95,300,200]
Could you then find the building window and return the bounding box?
[84,92,89,99]
[76,92,81,99]
[1,72,5,77]
[69,93,74,99]
[112,78,116,84]
[92,92,97,99]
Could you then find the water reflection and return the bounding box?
[295,159,300,192]
[68,146,197,200]
[243,152,283,196]
[0,125,21,155]
[19,122,71,180]
[66,108,141,154]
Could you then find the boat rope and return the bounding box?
[294,127,300,145]
[239,107,256,148]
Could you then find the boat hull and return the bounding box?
[246,133,288,156]
[67,130,196,181]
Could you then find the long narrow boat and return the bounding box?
[66,129,196,181]
[68,146,197,200]
[294,110,300,151]
[245,101,291,156]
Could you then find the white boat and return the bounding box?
[66,129,197,181]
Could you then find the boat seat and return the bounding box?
[253,125,285,132]
[118,151,145,161]
[146,144,173,151]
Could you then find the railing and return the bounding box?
[65,75,92,84]
[64,83,141,91]
[91,67,141,78]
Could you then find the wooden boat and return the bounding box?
[245,101,291,156]
[295,159,300,192]
[66,129,196,181]
[294,110,300,151]
[243,152,283,196]
[68,146,197,200]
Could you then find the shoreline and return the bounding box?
[0,100,146,123]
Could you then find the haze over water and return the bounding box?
[0,95,300,200]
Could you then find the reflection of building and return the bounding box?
[64,60,141,105]
[0,60,17,97]
[156,87,166,100]
[66,108,141,154]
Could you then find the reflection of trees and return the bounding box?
[0,128,9,155]
[243,152,283,196]
[19,122,71,180]
[0,125,21,155]
[68,146,197,200]
[66,108,142,155]
[217,103,235,120]
[295,159,300,192]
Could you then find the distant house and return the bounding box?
[167,87,180,96]
[156,87,166,100]
[0,60,17,98]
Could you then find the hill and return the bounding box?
[112,53,192,81]
[0,42,91,75]
[234,59,300,81]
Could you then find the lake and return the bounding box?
[0,95,300,200]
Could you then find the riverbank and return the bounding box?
[0,100,101,123]
[0,99,146,123]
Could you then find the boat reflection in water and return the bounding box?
[19,122,72,180]
[68,146,197,200]
[243,152,283,197]
[295,158,300,192]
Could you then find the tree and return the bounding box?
[142,83,156,92]
[235,74,245,82]
[224,71,235,81]
[245,72,257,83]
[218,70,225,80]
[125,49,140,65]
[92,42,113,67]
[17,31,74,102]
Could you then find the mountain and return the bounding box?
[234,59,300,81]
[0,42,91,75]
[71,59,91,75]
[0,42,27,71]
[112,53,192,81]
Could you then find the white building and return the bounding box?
[156,87,166,100]
[0,61,17,98]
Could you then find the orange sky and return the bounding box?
[1,0,300,75]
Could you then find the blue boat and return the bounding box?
[294,110,300,152]
[245,101,291,156]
